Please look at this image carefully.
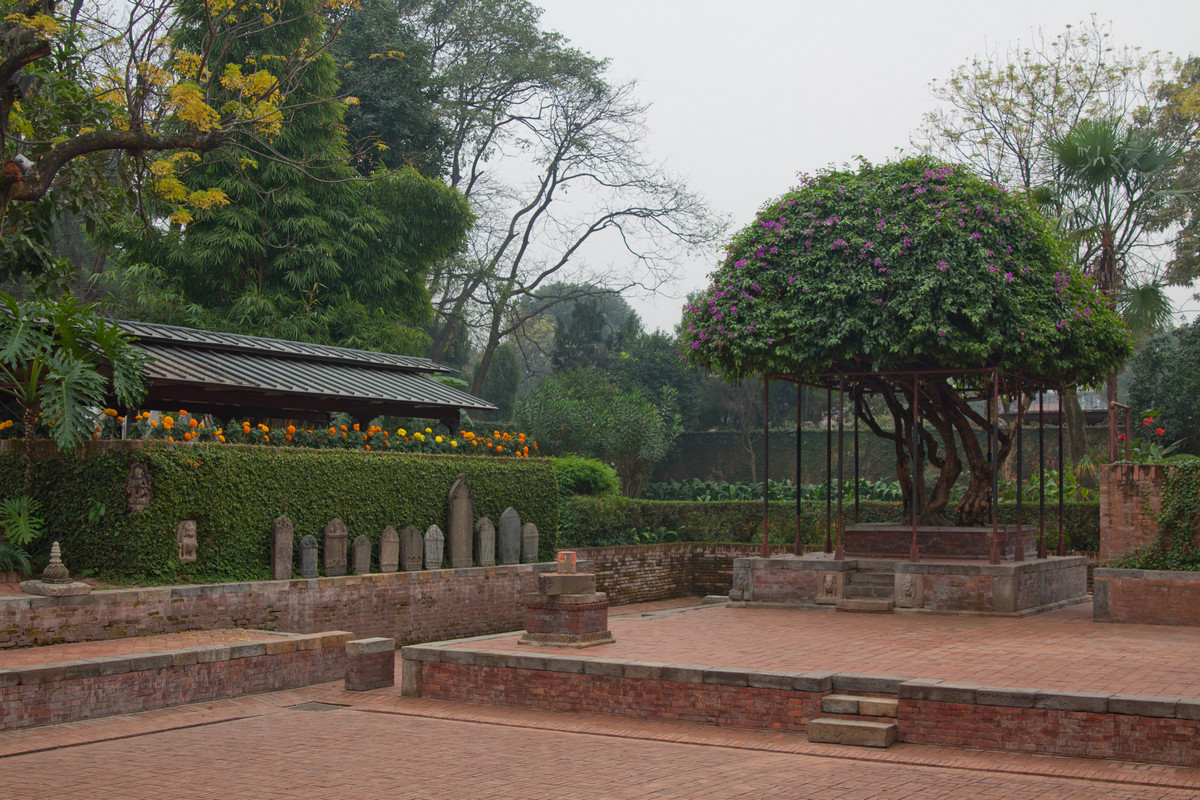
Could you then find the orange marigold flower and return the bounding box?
[353,423,360,431]
[494,430,500,438]
[263,435,269,442]
[285,434,293,441]
[168,436,174,442]
[218,435,226,443]
[329,427,337,435]
[183,432,193,441]
[287,425,296,435]
[496,445,503,453]
[103,408,118,417]
[179,409,187,415]
[365,444,371,451]
[189,418,198,428]
[341,425,348,431]
[92,433,99,440]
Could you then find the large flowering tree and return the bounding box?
[681,157,1130,524]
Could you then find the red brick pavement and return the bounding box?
[3,683,1200,798]
[448,600,1200,698]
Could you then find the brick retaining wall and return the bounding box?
[401,645,1200,768]
[577,543,792,604]
[0,631,349,731]
[1093,568,1200,626]
[0,565,549,649]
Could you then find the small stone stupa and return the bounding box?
[518,550,613,648]
[20,541,93,597]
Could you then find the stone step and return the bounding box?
[846,571,894,587]
[820,694,899,717]
[835,597,894,613]
[842,584,894,599]
[807,718,898,748]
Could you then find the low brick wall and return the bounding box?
[401,645,1200,768]
[1099,464,1165,562]
[576,543,792,605]
[0,631,350,731]
[0,564,551,650]
[730,555,1088,615]
[1093,568,1200,626]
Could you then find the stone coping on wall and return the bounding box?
[1094,567,1200,581]
[400,643,1200,767]
[0,630,353,731]
[0,562,557,612]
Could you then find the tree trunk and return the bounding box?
[21,403,36,497]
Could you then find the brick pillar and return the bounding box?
[344,637,396,691]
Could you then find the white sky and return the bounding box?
[532,0,1200,333]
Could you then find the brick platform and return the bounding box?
[0,630,351,731]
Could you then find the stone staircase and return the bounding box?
[807,693,899,748]
[835,568,894,613]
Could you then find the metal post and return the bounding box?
[761,376,770,559]
[824,386,832,554]
[1014,377,1025,562]
[795,383,803,556]
[835,376,845,561]
[1057,389,1066,557]
[854,390,860,524]
[1038,390,1046,559]
[910,374,920,563]
[990,370,1002,565]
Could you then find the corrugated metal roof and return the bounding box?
[115,319,496,420]
[115,318,450,373]
[138,344,494,411]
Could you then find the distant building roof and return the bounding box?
[115,319,495,426]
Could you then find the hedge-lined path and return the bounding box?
[3,680,1199,798]
[444,599,1200,699]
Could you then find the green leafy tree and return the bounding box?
[1,0,359,277]
[517,369,680,496]
[0,293,147,493]
[331,0,447,176]
[681,157,1130,524]
[1130,321,1200,456]
[119,0,472,353]
[552,297,610,372]
[477,341,519,419]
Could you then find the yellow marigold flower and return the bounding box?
[398,428,406,436]
[450,440,458,448]
[425,427,432,434]
[435,435,443,443]
[103,408,118,417]
[258,423,268,432]
[218,435,226,443]
[150,419,159,428]
[163,415,175,429]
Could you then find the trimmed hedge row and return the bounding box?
[556,496,1100,552]
[1,442,558,583]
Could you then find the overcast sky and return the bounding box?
[531,0,1200,333]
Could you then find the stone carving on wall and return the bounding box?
[126,463,152,512]
[177,520,198,563]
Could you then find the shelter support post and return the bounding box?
[761,376,770,559]
[835,376,845,561]
[989,369,1002,565]
[794,383,803,556]
[909,374,920,563]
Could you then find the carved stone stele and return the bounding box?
[177,520,198,563]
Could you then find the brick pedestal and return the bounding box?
[518,571,613,648]
[344,637,396,691]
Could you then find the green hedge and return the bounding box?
[0,442,558,583]
[556,497,1099,552]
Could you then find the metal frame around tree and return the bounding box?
[758,367,1065,564]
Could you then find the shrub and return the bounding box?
[552,456,620,497]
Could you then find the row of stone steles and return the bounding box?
[270,474,540,579]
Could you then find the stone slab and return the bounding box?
[807,718,898,748]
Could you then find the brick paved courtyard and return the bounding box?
[4,597,1200,797]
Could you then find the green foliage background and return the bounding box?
[557,496,1099,552]
[0,443,558,583]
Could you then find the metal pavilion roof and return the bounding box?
[113,319,495,425]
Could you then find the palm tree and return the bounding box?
[1047,118,1185,402]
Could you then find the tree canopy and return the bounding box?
[681,157,1132,524]
[681,157,1129,389]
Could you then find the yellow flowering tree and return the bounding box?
[0,0,356,272]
